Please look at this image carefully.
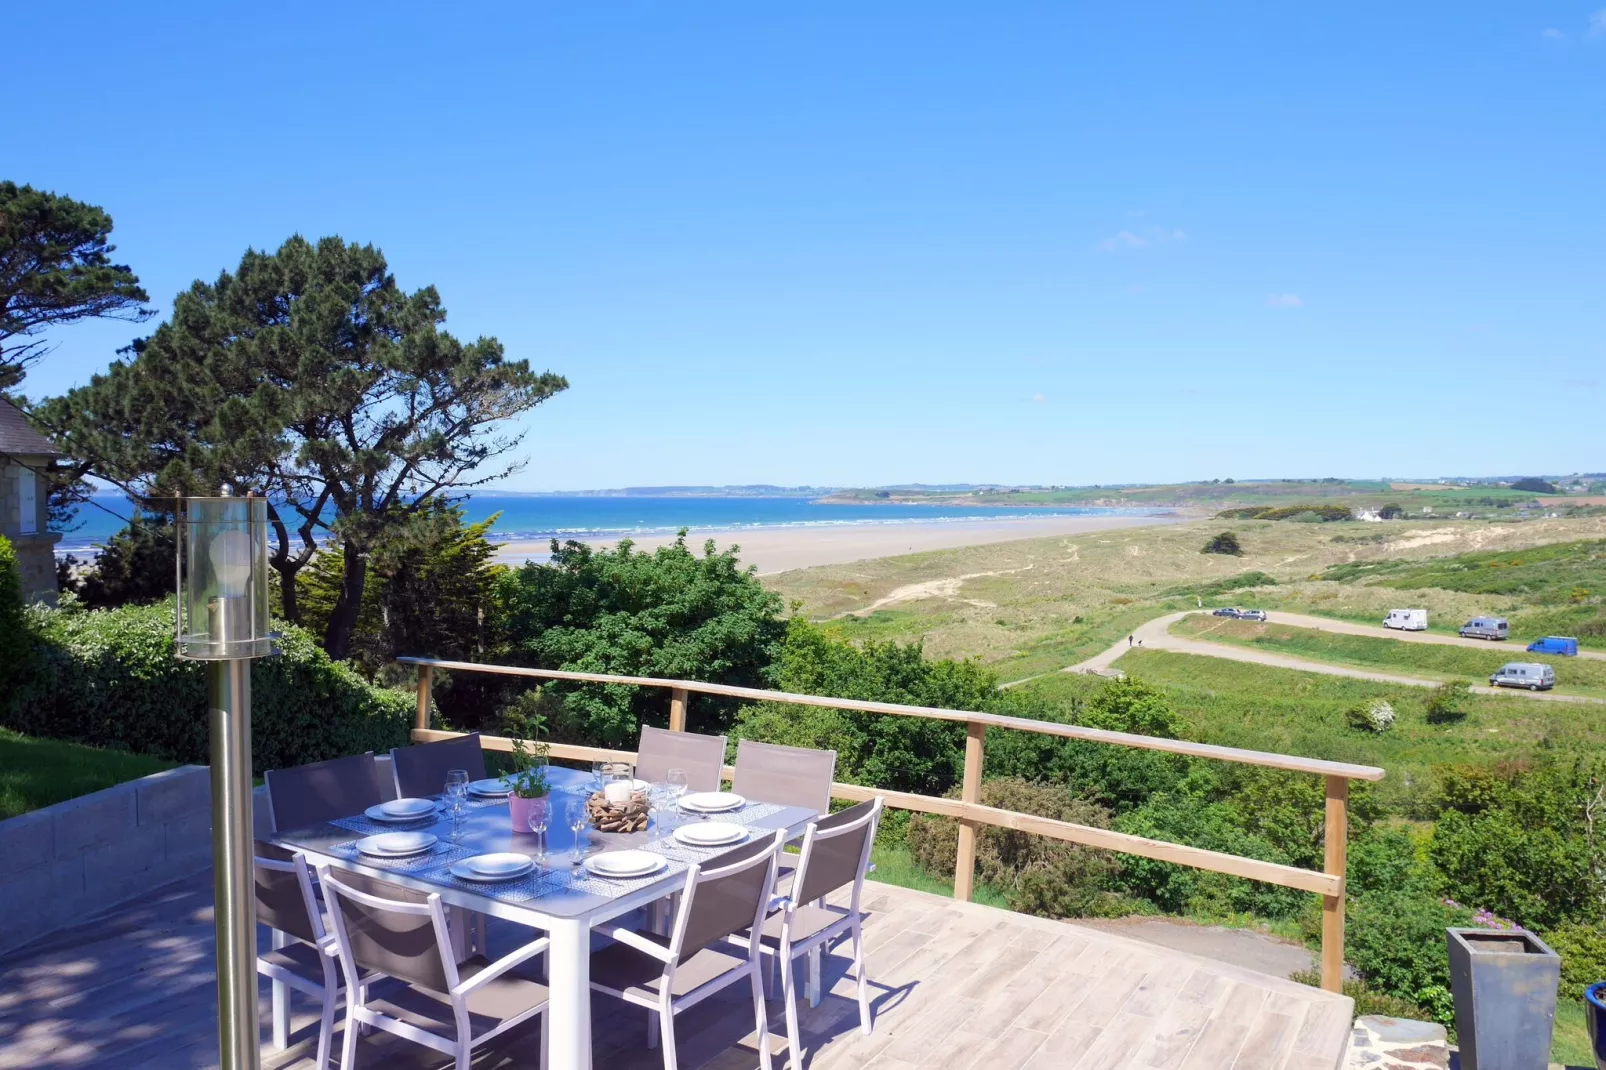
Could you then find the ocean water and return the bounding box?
[57,493,1151,557]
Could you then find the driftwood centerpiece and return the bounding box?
[586,790,650,834]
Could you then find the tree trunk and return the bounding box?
[323,541,367,661]
[275,561,302,622]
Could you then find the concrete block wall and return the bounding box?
[0,766,214,958]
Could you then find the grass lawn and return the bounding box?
[1172,616,1606,698]
[868,842,1010,910]
[0,727,176,820]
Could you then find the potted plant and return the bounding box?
[505,719,551,834]
[1587,981,1606,1070]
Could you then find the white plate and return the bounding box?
[680,791,745,813]
[585,850,667,879]
[365,799,437,823]
[356,831,437,858]
[450,854,535,882]
[467,778,512,797]
[673,822,747,848]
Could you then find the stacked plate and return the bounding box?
[673,822,747,849]
[584,850,667,880]
[680,791,745,814]
[467,777,513,799]
[355,831,437,858]
[364,798,439,824]
[449,853,536,882]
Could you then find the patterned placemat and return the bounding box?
[676,801,786,827]
[327,838,476,872]
[646,832,761,865]
[328,813,444,837]
[545,855,693,898]
[418,863,571,903]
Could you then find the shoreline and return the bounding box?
[492,512,1191,574]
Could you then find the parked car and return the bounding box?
[1238,609,1268,622]
[1383,608,1428,631]
[1460,617,1510,641]
[1489,662,1555,690]
[1526,636,1579,657]
[1212,608,1241,618]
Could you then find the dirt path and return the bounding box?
[1007,610,1606,704]
[1263,610,1606,662]
[830,565,1035,619]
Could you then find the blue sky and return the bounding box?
[12,2,1604,489]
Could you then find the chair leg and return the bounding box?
[780,951,804,1070]
[339,1007,360,1070]
[647,1006,659,1049]
[806,945,822,1008]
[540,1008,549,1070]
[660,1005,679,1070]
[852,919,872,1035]
[316,984,336,1070]
[271,929,290,1049]
[456,1042,472,1070]
[749,965,774,1070]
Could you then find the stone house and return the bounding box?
[0,399,61,603]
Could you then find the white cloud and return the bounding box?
[1541,27,1566,40]
[1591,8,1606,35]
[1099,226,1187,252]
[1029,392,1047,404]
[1265,293,1304,308]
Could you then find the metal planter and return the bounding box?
[1445,928,1560,1070]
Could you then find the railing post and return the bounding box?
[1321,775,1348,993]
[415,664,432,733]
[668,687,688,733]
[954,720,985,902]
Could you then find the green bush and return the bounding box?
[906,777,1119,918]
[6,600,411,773]
[1344,891,1472,1025]
[0,536,29,713]
[1545,922,1606,1001]
[1423,681,1471,724]
[1287,969,1431,1020]
[1201,531,1243,556]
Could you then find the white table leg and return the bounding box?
[271,928,290,1049]
[547,917,593,1070]
[807,945,822,1008]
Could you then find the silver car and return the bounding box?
[1489,662,1555,691]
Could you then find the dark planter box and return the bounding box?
[1446,928,1560,1070]
[1587,982,1606,1070]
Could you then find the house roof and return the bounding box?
[0,399,60,458]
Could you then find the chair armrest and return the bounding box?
[453,934,551,996]
[596,925,675,963]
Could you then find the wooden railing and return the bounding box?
[399,656,1384,992]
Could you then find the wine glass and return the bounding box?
[566,797,589,866]
[667,768,689,826]
[444,769,469,843]
[591,760,609,793]
[527,802,549,867]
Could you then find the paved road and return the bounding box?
[1016,610,1606,705]
[1260,610,1606,662]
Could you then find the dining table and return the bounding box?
[269,765,819,1070]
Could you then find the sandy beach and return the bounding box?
[493,512,1187,574]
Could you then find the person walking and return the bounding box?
[1128,634,1134,647]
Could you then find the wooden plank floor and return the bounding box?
[0,871,1352,1070]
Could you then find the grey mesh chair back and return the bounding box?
[254,843,323,946]
[320,869,453,993]
[674,831,784,960]
[732,739,836,814]
[389,733,487,798]
[265,752,387,831]
[636,725,727,792]
[795,797,883,906]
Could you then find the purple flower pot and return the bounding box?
[509,794,548,834]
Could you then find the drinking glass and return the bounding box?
[444,769,469,843]
[667,768,689,825]
[566,797,589,865]
[527,804,549,867]
[591,760,609,793]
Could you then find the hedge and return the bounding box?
[5,599,412,774]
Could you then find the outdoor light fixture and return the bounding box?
[176,493,278,1070]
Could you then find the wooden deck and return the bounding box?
[0,871,1352,1070]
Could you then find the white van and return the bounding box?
[1384,609,1428,631]
[1489,662,1555,691]
[1460,617,1510,641]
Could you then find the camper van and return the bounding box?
[1384,609,1428,631]
[1489,662,1556,691]
[1527,636,1580,657]
[1459,617,1509,641]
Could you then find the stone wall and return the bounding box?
[0,766,215,958]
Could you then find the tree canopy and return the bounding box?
[0,181,150,390]
[39,235,566,657]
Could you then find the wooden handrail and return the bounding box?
[401,655,1383,993]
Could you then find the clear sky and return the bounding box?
[11,2,1604,489]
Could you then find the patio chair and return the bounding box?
[730,797,884,1067]
[589,830,784,1070]
[389,733,487,798]
[318,866,551,1070]
[255,844,340,1070]
[635,724,728,793]
[264,752,390,832]
[731,739,837,895]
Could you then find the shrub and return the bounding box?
[1288,969,1432,1020]
[1423,681,1470,724]
[6,600,412,773]
[1201,531,1243,556]
[1378,503,1405,520]
[1345,699,1396,733]
[0,536,29,712]
[1344,891,1473,1025]
[907,777,1118,918]
[1545,923,1606,1001]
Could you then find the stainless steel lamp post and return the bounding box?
[176,494,278,1070]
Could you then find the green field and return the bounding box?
[1173,616,1606,698]
[0,727,176,820]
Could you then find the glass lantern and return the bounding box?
[175,496,277,660]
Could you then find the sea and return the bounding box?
[56,493,1151,560]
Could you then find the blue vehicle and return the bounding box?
[1526,636,1579,657]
